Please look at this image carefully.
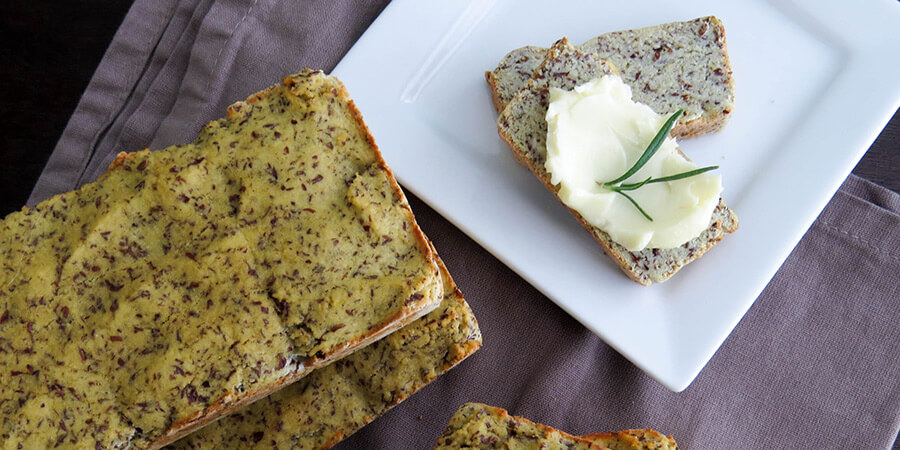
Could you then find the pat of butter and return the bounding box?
[545,75,722,251]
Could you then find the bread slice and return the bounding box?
[583,430,679,450]
[0,70,443,448]
[497,38,738,285]
[169,255,481,449]
[434,403,679,450]
[486,16,734,139]
[434,403,603,449]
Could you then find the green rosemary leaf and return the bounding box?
[639,165,719,185]
[614,190,653,221]
[607,176,653,192]
[602,109,683,186]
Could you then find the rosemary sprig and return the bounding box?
[601,109,684,187]
[598,109,718,222]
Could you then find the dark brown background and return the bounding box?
[1,1,898,448]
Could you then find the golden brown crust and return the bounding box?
[166,247,480,449]
[485,70,507,115]
[0,69,440,449]
[436,403,603,449]
[582,428,679,450]
[136,71,442,449]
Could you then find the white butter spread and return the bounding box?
[545,75,722,251]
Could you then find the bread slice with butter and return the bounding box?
[434,403,678,450]
[487,16,735,139]
[0,70,443,448]
[496,38,738,285]
[169,255,481,449]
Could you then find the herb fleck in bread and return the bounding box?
[0,70,442,448]
[497,38,738,285]
[486,16,734,139]
[169,256,481,449]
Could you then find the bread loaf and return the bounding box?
[486,16,735,139]
[0,70,443,448]
[169,255,481,449]
[496,38,738,285]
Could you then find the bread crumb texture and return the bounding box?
[489,16,734,138]
[170,261,482,449]
[0,70,440,448]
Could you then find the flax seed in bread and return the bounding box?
[486,16,734,139]
[169,256,481,449]
[0,70,442,448]
[496,39,738,285]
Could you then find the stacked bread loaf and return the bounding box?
[0,70,481,448]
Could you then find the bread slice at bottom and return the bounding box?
[582,430,679,450]
[497,38,738,285]
[434,403,678,450]
[168,255,482,449]
[434,403,602,449]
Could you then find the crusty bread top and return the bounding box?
[169,256,482,449]
[582,429,679,450]
[496,39,737,285]
[0,70,442,448]
[435,403,603,449]
[487,16,734,139]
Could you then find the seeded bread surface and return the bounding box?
[434,403,602,449]
[582,429,679,450]
[486,16,734,139]
[169,256,481,449]
[0,70,442,448]
[497,39,738,285]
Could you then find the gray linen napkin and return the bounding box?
[27,1,900,448]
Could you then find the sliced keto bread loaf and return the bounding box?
[0,70,443,448]
[169,255,481,449]
[486,16,734,139]
[497,38,738,285]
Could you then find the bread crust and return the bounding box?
[167,247,481,449]
[0,70,442,449]
[139,71,443,449]
[436,403,603,449]
[582,429,679,449]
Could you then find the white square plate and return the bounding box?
[332,0,900,391]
